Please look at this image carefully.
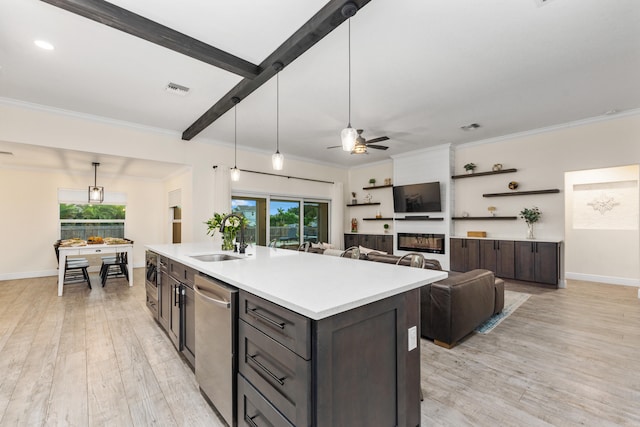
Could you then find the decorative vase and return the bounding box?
[467,169,474,174]
[526,222,535,239]
[222,230,235,251]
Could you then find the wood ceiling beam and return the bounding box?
[40,0,261,79]
[181,0,373,141]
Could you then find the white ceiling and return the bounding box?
[1,0,639,177]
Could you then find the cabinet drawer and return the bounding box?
[238,320,311,426]
[238,374,294,427]
[239,291,310,359]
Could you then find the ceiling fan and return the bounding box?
[327,129,390,154]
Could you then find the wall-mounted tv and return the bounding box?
[392,181,442,213]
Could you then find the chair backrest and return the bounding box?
[298,242,310,252]
[341,246,361,259]
[396,252,425,269]
[268,238,278,248]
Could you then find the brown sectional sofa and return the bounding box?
[338,249,505,348]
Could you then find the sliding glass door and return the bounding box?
[232,195,330,249]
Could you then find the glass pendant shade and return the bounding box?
[88,162,104,203]
[230,166,240,181]
[272,151,284,170]
[88,185,104,203]
[341,126,357,151]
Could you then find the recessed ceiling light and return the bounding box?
[460,123,481,131]
[34,40,54,50]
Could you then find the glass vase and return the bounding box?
[526,222,535,239]
[221,230,235,251]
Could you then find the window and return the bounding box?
[59,203,126,240]
[232,195,329,248]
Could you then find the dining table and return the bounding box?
[57,242,133,296]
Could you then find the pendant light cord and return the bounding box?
[276,71,280,153]
[234,104,237,167]
[347,18,351,127]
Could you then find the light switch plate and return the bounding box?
[408,326,417,351]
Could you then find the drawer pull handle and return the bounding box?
[245,414,260,427]
[249,308,285,329]
[247,353,285,386]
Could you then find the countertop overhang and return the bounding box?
[146,242,448,320]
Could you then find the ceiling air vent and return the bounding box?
[165,82,190,96]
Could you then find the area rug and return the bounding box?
[475,290,531,334]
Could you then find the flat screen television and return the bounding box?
[392,181,442,213]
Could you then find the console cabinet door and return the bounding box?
[533,242,559,285]
[479,240,497,273]
[376,234,394,254]
[496,240,515,279]
[344,234,358,249]
[450,238,480,272]
[515,241,558,285]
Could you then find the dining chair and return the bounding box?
[341,246,361,259]
[100,251,128,286]
[395,252,426,269]
[53,242,92,289]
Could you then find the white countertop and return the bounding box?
[146,242,448,320]
[451,236,564,243]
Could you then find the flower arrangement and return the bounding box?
[487,206,497,216]
[205,212,248,250]
[519,206,541,224]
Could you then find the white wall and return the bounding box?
[0,167,164,279]
[565,165,639,285]
[345,160,394,236]
[453,112,640,285]
[0,103,348,279]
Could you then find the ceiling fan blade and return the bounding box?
[365,136,389,144]
[367,145,389,150]
[326,145,342,149]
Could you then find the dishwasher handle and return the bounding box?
[194,283,231,308]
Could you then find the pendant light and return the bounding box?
[230,97,241,181]
[88,162,104,203]
[340,2,358,152]
[272,62,284,170]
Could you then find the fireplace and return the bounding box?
[397,233,445,254]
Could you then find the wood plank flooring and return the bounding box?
[1,271,639,426]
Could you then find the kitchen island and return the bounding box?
[146,242,447,427]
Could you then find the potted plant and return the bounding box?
[383,223,390,233]
[205,212,248,250]
[369,178,376,186]
[351,191,357,204]
[464,163,476,174]
[519,206,541,239]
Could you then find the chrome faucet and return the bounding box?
[219,213,247,254]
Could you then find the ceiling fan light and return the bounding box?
[341,126,357,151]
[272,151,284,171]
[230,166,240,181]
[352,143,367,155]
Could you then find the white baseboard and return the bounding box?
[565,272,640,287]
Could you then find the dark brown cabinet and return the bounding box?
[237,289,420,426]
[515,241,559,285]
[450,238,480,272]
[158,256,171,331]
[480,240,515,279]
[344,233,393,254]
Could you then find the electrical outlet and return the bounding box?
[408,326,417,351]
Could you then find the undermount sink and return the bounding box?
[190,254,242,262]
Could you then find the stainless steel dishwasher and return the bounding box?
[194,274,238,427]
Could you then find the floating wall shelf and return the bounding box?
[362,217,394,221]
[362,184,393,190]
[483,189,560,197]
[452,168,518,179]
[451,216,518,220]
[395,217,444,221]
[346,202,381,207]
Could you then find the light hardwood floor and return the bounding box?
[1,270,639,426]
